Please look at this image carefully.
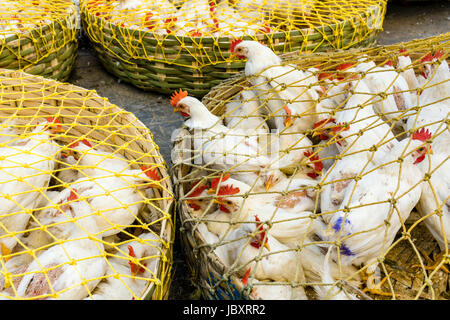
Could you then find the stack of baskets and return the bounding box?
[172,33,450,300]
[80,0,387,97]
[0,0,78,81]
[0,68,174,300]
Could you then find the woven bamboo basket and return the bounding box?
[80,0,387,97]
[0,68,174,300]
[172,33,450,300]
[0,0,78,81]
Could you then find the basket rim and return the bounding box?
[0,67,175,300]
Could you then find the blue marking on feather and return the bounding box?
[340,244,356,256]
[332,216,351,233]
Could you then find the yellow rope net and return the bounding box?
[0,0,78,80]
[80,0,386,96]
[173,33,450,300]
[0,68,174,300]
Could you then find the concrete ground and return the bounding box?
[68,0,449,299]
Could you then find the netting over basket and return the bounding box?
[0,0,78,81]
[80,0,386,97]
[0,69,174,300]
[172,33,450,300]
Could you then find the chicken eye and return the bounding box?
[418,147,424,152]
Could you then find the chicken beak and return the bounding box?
[61,149,73,159]
[312,129,323,137]
[1,243,11,262]
[52,126,65,134]
[264,241,270,251]
[173,107,180,113]
[213,198,224,205]
[283,117,293,128]
[207,188,216,195]
[427,146,433,155]
[265,174,274,191]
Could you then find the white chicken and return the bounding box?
[0,119,19,145]
[319,80,397,223]
[252,173,318,247]
[222,215,307,299]
[171,90,273,186]
[416,140,450,252]
[59,138,131,180]
[19,189,82,252]
[203,175,253,237]
[324,128,431,294]
[406,50,449,148]
[397,49,420,92]
[330,79,397,157]
[66,166,162,237]
[231,40,319,132]
[339,59,413,131]
[0,118,63,258]
[116,0,144,11]
[7,196,107,299]
[224,88,268,134]
[85,232,162,300]
[184,179,215,216]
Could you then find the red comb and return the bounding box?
[46,117,61,124]
[313,117,336,129]
[318,72,333,81]
[68,139,92,149]
[384,60,393,67]
[128,245,145,274]
[250,215,268,249]
[303,151,323,171]
[67,189,78,202]
[217,184,240,196]
[336,63,354,71]
[81,139,92,148]
[68,140,79,148]
[170,89,188,107]
[230,39,243,53]
[210,174,230,190]
[412,128,432,142]
[399,48,409,57]
[141,165,161,181]
[420,53,434,64]
[189,30,202,37]
[241,268,251,286]
[190,184,208,197]
[331,122,350,134]
[144,12,155,29]
[433,49,445,60]
[303,150,313,158]
[283,105,291,116]
[260,24,271,33]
